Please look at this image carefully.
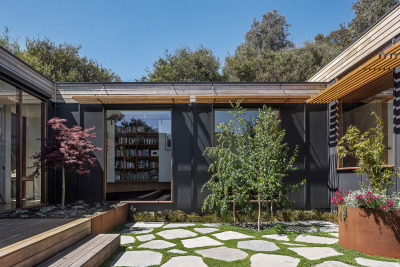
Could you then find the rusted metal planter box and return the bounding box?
[91,203,128,234]
[339,206,400,258]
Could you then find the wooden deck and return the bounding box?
[0,218,92,266]
[0,219,76,249]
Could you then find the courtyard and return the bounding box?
[106,221,400,267]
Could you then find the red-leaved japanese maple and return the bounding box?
[31,118,102,209]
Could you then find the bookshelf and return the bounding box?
[114,122,159,182]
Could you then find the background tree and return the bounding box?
[349,0,399,38]
[314,24,353,50]
[0,27,121,82]
[244,9,294,53]
[142,45,222,82]
[31,118,102,209]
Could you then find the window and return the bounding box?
[0,80,44,211]
[106,110,172,202]
[340,97,393,168]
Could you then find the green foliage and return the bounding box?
[314,24,353,50]
[0,27,121,82]
[337,112,397,193]
[223,41,341,82]
[349,0,399,38]
[142,45,222,82]
[202,101,304,230]
[244,10,294,53]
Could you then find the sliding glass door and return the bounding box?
[0,80,45,211]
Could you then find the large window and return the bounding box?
[340,98,393,168]
[0,80,44,211]
[106,110,172,202]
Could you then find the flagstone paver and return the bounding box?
[295,234,338,244]
[313,261,355,267]
[120,235,136,245]
[126,222,164,228]
[329,233,339,237]
[163,223,195,228]
[136,234,156,242]
[138,240,176,249]
[237,240,279,252]
[288,247,343,260]
[168,249,188,254]
[182,236,223,248]
[193,227,219,234]
[355,258,400,267]
[110,250,163,267]
[281,243,306,246]
[262,234,289,241]
[157,229,197,239]
[319,226,338,233]
[212,231,252,240]
[203,223,222,227]
[120,228,153,234]
[250,254,300,267]
[195,246,248,262]
[286,226,317,232]
[161,256,208,267]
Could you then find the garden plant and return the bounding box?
[31,117,102,209]
[332,112,400,212]
[202,101,304,231]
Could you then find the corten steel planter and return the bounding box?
[339,206,400,258]
[91,203,128,234]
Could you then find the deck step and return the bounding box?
[0,218,92,267]
[37,234,120,267]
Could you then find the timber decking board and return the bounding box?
[0,218,91,267]
[0,219,75,248]
[37,234,120,267]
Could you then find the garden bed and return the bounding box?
[0,201,125,219]
[339,206,400,259]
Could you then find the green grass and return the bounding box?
[103,222,400,267]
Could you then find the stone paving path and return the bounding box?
[109,220,400,267]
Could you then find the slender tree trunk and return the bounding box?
[257,192,261,231]
[62,167,65,209]
[270,200,273,216]
[233,198,236,226]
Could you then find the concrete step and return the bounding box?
[37,234,120,267]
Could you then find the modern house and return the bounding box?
[1,4,399,213]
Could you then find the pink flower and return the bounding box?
[388,202,394,208]
[381,205,387,211]
[371,196,376,199]
[365,199,370,203]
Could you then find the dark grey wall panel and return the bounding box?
[306,104,329,209]
[192,104,213,211]
[48,103,81,204]
[281,104,306,208]
[79,104,104,203]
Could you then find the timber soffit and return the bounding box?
[308,3,400,83]
[62,82,327,104]
[307,41,400,104]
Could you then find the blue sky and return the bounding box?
[0,0,354,81]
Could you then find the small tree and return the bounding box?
[337,112,396,193]
[31,118,102,209]
[202,103,252,225]
[202,102,303,230]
